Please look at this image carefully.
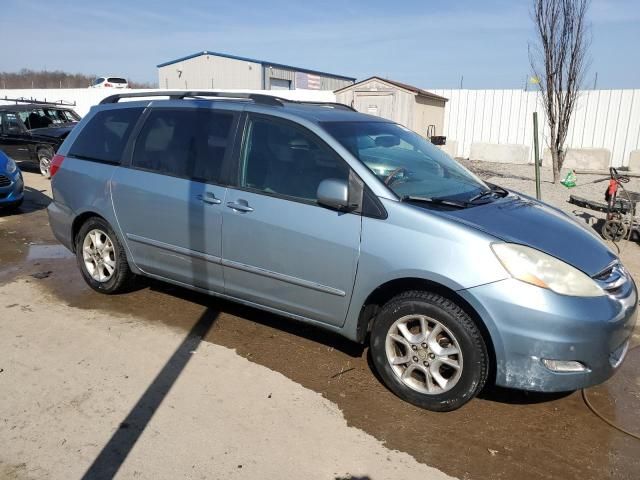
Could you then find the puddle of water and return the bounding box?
[26,244,73,261]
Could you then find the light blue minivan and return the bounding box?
[47,92,637,411]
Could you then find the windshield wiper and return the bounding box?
[468,184,509,203]
[402,195,468,209]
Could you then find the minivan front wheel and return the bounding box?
[75,217,134,294]
[370,291,488,412]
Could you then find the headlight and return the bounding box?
[491,243,604,297]
[6,158,17,174]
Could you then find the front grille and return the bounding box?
[0,175,10,187]
[593,262,629,296]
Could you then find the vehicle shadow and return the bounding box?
[0,186,51,216]
[81,308,219,480]
[478,385,573,404]
[145,277,366,359]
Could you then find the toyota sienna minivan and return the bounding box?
[47,91,637,411]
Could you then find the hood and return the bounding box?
[431,194,616,276]
[30,123,76,139]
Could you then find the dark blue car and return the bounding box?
[0,150,24,210]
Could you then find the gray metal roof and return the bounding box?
[335,76,448,102]
[157,50,356,82]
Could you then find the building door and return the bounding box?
[270,78,291,90]
[354,93,395,122]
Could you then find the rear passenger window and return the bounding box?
[241,117,349,202]
[132,109,234,183]
[69,108,143,163]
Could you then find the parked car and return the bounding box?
[90,77,129,89]
[47,92,637,412]
[0,149,24,210]
[0,103,81,177]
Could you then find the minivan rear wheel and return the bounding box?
[75,217,134,294]
[369,291,488,412]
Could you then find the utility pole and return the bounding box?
[533,112,542,200]
[593,72,598,90]
[459,75,464,89]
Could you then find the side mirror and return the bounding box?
[317,178,352,211]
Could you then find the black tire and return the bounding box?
[37,147,54,179]
[369,291,488,412]
[75,216,135,294]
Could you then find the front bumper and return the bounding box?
[459,275,637,392]
[0,170,24,206]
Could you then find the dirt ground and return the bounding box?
[1,165,639,480]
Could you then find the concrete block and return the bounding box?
[543,148,610,170]
[437,140,459,158]
[628,150,640,172]
[469,143,530,164]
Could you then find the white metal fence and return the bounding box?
[430,89,640,167]
[3,87,639,167]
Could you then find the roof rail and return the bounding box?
[98,91,357,112]
[99,91,285,106]
[285,101,355,111]
[1,96,76,107]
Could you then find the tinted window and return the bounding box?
[107,77,127,84]
[94,78,105,85]
[69,107,143,163]
[2,113,23,134]
[241,117,349,202]
[132,109,234,183]
[18,109,53,129]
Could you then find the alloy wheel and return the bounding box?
[82,229,117,282]
[39,155,51,177]
[385,314,464,394]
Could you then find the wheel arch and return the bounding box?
[356,277,497,385]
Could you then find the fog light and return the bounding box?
[542,359,588,372]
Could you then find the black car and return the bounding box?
[0,103,81,177]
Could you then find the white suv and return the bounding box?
[90,77,129,89]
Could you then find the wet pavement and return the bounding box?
[1,170,640,480]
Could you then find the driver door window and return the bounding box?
[241,117,349,203]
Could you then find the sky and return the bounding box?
[1,0,639,89]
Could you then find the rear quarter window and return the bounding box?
[68,108,143,164]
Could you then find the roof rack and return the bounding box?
[1,96,76,107]
[99,91,285,106]
[98,91,356,111]
[284,100,355,111]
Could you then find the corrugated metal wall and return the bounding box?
[431,89,640,166]
[263,66,296,89]
[263,65,352,91]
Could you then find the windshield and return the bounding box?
[43,108,80,123]
[323,121,487,202]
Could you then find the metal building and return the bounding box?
[335,77,448,138]
[157,51,355,91]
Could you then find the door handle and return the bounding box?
[196,192,222,205]
[226,200,254,213]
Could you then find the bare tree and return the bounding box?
[529,0,590,183]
